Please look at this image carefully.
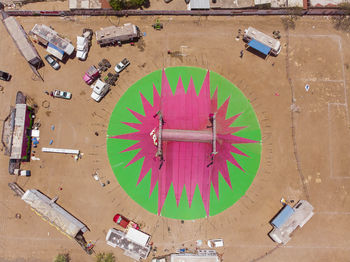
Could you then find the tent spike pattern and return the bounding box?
[110,69,259,217]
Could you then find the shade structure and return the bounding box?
[107,67,261,220]
[248,39,271,56]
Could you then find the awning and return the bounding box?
[47,43,64,60]
[271,205,295,228]
[248,39,271,56]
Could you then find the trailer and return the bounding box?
[106,228,151,261]
[29,24,74,60]
[41,147,80,155]
[95,23,140,46]
[18,188,93,254]
[269,200,314,244]
[152,250,220,262]
[243,27,281,56]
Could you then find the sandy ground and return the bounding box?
[1,13,350,262]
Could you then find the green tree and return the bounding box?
[109,0,148,10]
[95,252,116,262]
[109,0,124,10]
[54,253,70,262]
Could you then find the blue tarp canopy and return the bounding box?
[247,39,271,56]
[271,205,295,228]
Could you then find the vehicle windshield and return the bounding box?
[0,72,8,78]
[63,92,67,96]
[117,216,122,223]
[47,56,54,63]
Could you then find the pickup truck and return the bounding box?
[113,213,139,230]
[114,58,130,73]
[52,90,72,99]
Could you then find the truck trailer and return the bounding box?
[95,23,140,47]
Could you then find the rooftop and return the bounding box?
[2,16,41,65]
[106,228,151,260]
[95,23,136,41]
[10,104,27,160]
[21,189,88,238]
[30,24,74,55]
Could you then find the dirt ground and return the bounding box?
[1,10,350,262]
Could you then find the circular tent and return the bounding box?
[107,66,261,220]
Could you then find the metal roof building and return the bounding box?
[188,0,210,9]
[21,189,88,238]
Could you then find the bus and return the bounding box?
[243,27,281,56]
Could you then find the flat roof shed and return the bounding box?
[189,0,210,9]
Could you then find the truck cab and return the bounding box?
[76,36,89,61]
[83,65,99,85]
[91,79,110,102]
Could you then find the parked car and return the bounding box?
[113,214,139,230]
[44,55,60,70]
[51,90,72,99]
[0,70,11,81]
[114,58,130,73]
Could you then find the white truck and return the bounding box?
[90,79,110,102]
[76,36,89,60]
[76,29,92,60]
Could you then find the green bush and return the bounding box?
[109,0,148,10]
[54,253,70,262]
[95,252,116,262]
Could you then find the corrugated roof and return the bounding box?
[10,104,26,160]
[189,0,210,9]
[21,189,88,238]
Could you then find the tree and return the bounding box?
[54,253,70,262]
[109,0,124,10]
[109,0,148,10]
[95,252,116,262]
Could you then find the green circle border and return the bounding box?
[107,66,261,220]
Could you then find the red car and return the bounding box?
[113,214,139,230]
